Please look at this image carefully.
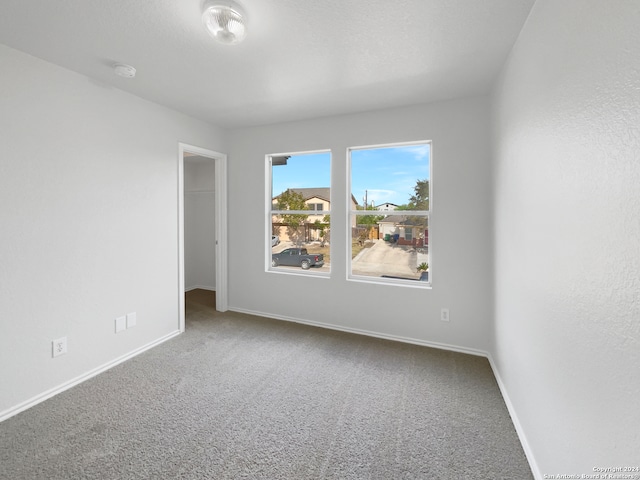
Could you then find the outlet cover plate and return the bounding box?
[441,308,450,322]
[52,337,68,357]
[126,312,137,328]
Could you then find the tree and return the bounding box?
[355,204,384,224]
[314,219,329,246]
[404,179,430,244]
[319,214,331,246]
[408,179,429,210]
[276,188,307,211]
[354,204,383,244]
[276,189,308,244]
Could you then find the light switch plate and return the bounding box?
[115,316,126,333]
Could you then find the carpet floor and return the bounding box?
[0,290,533,479]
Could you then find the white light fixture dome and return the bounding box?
[202,0,247,45]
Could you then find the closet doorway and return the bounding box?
[178,143,228,332]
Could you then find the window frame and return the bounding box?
[266,149,332,278]
[404,227,413,242]
[346,140,432,288]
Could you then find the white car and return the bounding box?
[271,235,280,247]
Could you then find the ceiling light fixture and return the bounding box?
[202,0,247,45]
[113,63,136,78]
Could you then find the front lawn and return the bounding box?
[305,243,330,264]
[300,240,376,266]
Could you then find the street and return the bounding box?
[272,239,427,279]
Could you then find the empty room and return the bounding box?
[1,0,638,478]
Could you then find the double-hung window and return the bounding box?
[348,141,431,286]
[267,150,331,274]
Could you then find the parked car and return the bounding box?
[271,235,280,247]
[272,248,324,269]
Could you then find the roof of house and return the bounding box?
[274,188,359,206]
[291,188,330,202]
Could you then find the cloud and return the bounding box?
[363,189,397,205]
[397,145,430,160]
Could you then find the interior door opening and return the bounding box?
[178,143,228,331]
[184,154,216,313]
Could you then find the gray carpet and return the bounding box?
[0,291,533,479]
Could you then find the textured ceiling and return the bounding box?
[0,0,535,128]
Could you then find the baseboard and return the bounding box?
[0,330,182,423]
[229,306,488,358]
[487,354,541,480]
[185,285,216,292]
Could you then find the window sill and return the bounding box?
[347,274,431,289]
[267,267,331,279]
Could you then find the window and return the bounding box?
[267,151,331,274]
[348,142,431,286]
[404,228,413,242]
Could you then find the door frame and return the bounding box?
[178,143,228,332]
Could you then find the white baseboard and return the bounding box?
[487,354,541,480]
[185,285,216,292]
[0,330,182,423]
[229,306,488,357]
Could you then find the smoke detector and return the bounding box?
[113,63,136,78]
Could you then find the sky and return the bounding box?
[271,144,430,207]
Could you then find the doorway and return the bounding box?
[178,143,228,332]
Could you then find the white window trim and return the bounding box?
[265,150,332,277]
[346,140,432,288]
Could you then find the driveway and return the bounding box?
[352,240,425,279]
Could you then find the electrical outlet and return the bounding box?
[52,337,68,357]
[126,312,137,328]
[115,316,126,333]
[441,308,450,322]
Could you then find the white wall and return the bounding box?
[0,44,225,417]
[492,0,640,475]
[227,97,494,353]
[184,159,216,291]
